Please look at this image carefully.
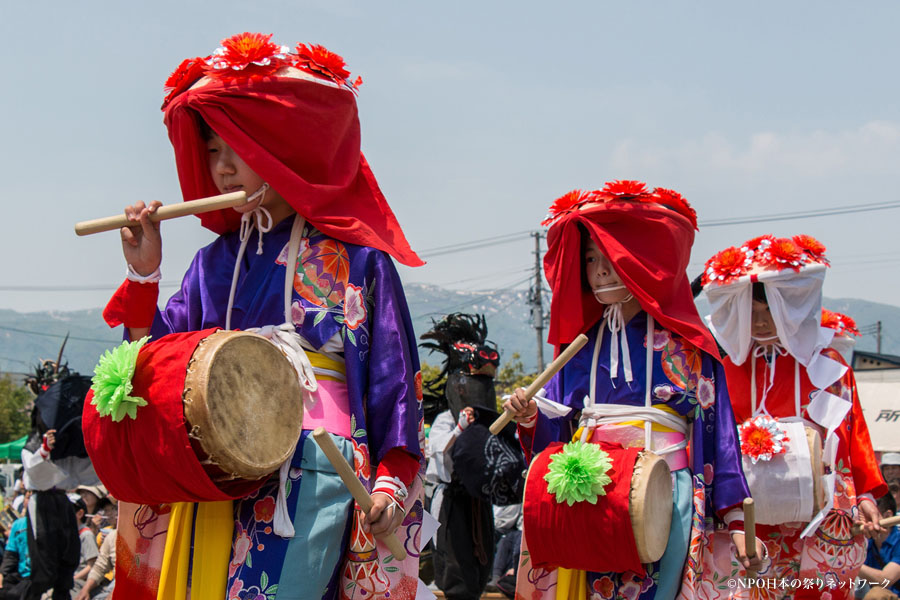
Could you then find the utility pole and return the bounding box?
[877,320,882,354]
[530,231,545,372]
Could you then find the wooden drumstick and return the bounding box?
[851,514,900,536]
[311,427,408,561]
[74,191,248,236]
[744,498,758,578]
[489,333,589,435]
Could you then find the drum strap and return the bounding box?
[750,343,797,418]
[584,314,688,456]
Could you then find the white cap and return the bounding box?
[881,452,900,466]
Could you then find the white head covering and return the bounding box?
[703,235,852,538]
[706,263,832,366]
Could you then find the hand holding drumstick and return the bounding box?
[495,334,589,435]
[312,428,408,560]
[732,498,764,576]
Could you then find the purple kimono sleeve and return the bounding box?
[702,359,751,516]
[520,362,590,460]
[148,241,232,339]
[358,254,423,465]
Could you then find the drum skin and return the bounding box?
[185,330,303,480]
[84,328,304,504]
[806,427,824,514]
[630,451,673,564]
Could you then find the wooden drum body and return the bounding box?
[184,330,303,482]
[84,328,303,504]
[523,441,673,574]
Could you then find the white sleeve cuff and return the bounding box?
[858,492,877,507]
[126,264,162,283]
[723,508,743,525]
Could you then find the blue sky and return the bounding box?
[3,1,900,313]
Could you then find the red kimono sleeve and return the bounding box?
[840,368,888,500]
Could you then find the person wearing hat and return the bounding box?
[73,485,106,520]
[882,454,900,485]
[504,182,760,599]
[89,32,425,600]
[699,234,887,599]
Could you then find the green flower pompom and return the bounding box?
[90,336,150,422]
[544,440,613,506]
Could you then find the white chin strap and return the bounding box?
[593,284,627,294]
[751,334,779,342]
[750,342,789,416]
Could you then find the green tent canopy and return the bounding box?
[0,436,27,460]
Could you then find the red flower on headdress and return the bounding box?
[653,187,698,230]
[294,43,356,89]
[162,56,208,109]
[793,234,829,264]
[762,237,804,270]
[541,189,596,226]
[703,246,749,285]
[206,32,289,78]
[821,309,861,337]
[599,180,650,199]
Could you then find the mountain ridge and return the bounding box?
[1,285,896,376]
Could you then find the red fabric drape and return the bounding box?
[163,76,422,267]
[83,328,264,504]
[544,202,718,357]
[523,441,644,575]
[102,280,159,328]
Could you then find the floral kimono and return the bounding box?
[113,219,425,600]
[515,312,749,600]
[696,348,885,600]
[698,234,887,600]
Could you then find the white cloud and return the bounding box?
[611,120,900,178]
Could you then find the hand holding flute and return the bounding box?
[120,200,164,278]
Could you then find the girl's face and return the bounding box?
[751,299,779,344]
[206,133,289,215]
[584,238,631,304]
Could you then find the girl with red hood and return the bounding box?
[503,181,761,599]
[89,33,425,600]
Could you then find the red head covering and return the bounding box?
[542,180,718,357]
[161,33,423,267]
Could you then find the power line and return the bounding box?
[0,283,180,292]
[698,199,900,228]
[418,230,533,256]
[5,196,900,293]
[0,325,120,345]
[436,266,532,287]
[420,233,532,259]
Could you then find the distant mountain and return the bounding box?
[1,287,897,377]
